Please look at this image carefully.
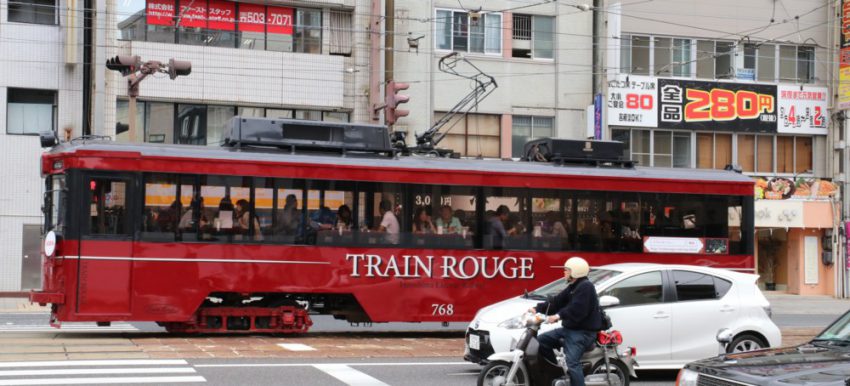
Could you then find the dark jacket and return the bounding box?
[535,277,602,331]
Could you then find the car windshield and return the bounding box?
[526,269,622,300]
[813,312,850,343]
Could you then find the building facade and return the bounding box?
[390,0,593,158]
[604,0,843,295]
[0,0,84,291]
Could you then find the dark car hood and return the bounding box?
[687,344,850,385]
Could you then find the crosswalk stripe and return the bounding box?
[0,360,188,368]
[0,367,197,377]
[313,364,390,386]
[0,375,206,385]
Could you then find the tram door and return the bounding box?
[77,176,134,315]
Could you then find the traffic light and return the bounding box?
[168,59,192,80]
[105,55,141,76]
[385,80,410,125]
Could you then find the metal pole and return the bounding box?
[127,74,138,142]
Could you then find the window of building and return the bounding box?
[738,134,813,175]
[715,41,734,78]
[612,128,691,168]
[779,45,797,82]
[757,44,775,82]
[797,46,815,83]
[293,8,322,54]
[146,102,175,144]
[629,35,650,75]
[512,116,554,158]
[7,88,56,135]
[436,112,501,158]
[695,40,714,79]
[437,9,502,55]
[207,105,236,146]
[742,43,756,78]
[696,132,732,169]
[176,104,206,145]
[654,37,672,76]
[8,0,56,24]
[329,10,353,56]
[531,15,554,59]
[672,38,691,77]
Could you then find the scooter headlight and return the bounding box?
[498,315,525,330]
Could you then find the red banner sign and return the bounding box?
[207,0,235,31]
[146,0,175,26]
[238,3,265,32]
[178,0,207,28]
[266,6,294,35]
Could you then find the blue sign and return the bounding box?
[593,93,603,140]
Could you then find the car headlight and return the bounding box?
[676,368,699,386]
[498,315,525,329]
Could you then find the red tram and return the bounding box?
[31,119,754,333]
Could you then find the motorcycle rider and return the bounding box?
[529,257,602,386]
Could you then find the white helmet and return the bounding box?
[563,257,590,279]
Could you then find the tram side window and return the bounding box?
[196,176,254,242]
[575,196,604,251]
[142,174,181,241]
[306,181,355,246]
[87,178,129,235]
[408,184,477,249]
[484,189,528,250]
[359,184,402,246]
[271,180,304,243]
[530,193,567,251]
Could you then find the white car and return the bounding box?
[464,263,781,370]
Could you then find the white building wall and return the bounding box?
[0,0,84,290]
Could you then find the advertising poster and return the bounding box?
[177,0,207,28]
[207,0,236,31]
[656,78,777,133]
[146,0,175,26]
[777,85,828,135]
[840,0,850,109]
[606,75,657,128]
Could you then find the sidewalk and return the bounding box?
[764,292,850,315]
[0,298,48,313]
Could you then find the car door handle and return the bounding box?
[653,312,670,319]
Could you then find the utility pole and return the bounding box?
[106,56,191,141]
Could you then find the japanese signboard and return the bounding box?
[840,0,850,109]
[144,0,293,34]
[177,0,206,28]
[238,3,265,32]
[207,0,235,31]
[146,0,175,26]
[606,75,657,128]
[266,6,294,35]
[777,85,828,135]
[656,78,777,133]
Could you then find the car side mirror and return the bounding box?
[599,295,620,308]
[716,328,733,345]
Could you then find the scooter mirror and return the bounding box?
[599,295,620,308]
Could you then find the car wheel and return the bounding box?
[726,333,767,354]
[477,360,528,386]
[591,359,630,386]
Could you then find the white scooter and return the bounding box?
[477,296,637,386]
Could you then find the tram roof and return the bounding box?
[48,140,754,185]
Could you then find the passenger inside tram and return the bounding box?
[412,206,435,234]
[435,205,462,234]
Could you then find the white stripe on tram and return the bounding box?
[64,256,330,265]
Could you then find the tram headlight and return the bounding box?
[498,314,525,330]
